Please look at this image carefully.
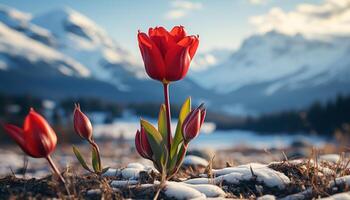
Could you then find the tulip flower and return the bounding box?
[135,126,153,160]
[138,26,199,155]
[182,104,206,144]
[73,103,93,142]
[3,108,65,183]
[137,26,199,83]
[136,26,205,181]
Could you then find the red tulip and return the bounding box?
[137,26,199,83]
[3,108,57,158]
[73,104,93,142]
[182,104,206,144]
[135,127,153,160]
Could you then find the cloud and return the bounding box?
[248,0,267,5]
[165,0,203,20]
[250,0,350,38]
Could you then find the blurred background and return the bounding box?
[0,0,349,175]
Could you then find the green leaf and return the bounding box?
[158,104,167,142]
[141,119,168,169]
[171,97,191,158]
[72,146,91,172]
[168,141,184,171]
[101,167,110,174]
[92,146,101,173]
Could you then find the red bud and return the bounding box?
[182,104,206,143]
[73,104,93,142]
[135,127,153,160]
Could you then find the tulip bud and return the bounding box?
[73,104,93,142]
[182,104,206,144]
[135,127,153,160]
[3,108,57,158]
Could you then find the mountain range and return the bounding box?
[0,5,349,116]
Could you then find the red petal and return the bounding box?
[138,32,166,81]
[148,27,172,58]
[189,36,199,59]
[23,109,57,158]
[164,46,190,81]
[170,26,187,43]
[184,110,201,141]
[140,127,153,159]
[135,130,148,158]
[3,124,36,157]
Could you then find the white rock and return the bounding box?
[110,180,138,187]
[183,155,209,167]
[121,168,141,180]
[258,194,276,200]
[213,163,290,189]
[319,154,340,163]
[184,183,226,198]
[184,178,211,185]
[127,162,145,169]
[164,181,206,200]
[320,192,350,200]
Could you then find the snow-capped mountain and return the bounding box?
[192,31,350,113]
[31,7,144,91]
[0,5,55,46]
[0,20,89,77]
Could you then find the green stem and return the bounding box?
[163,83,172,154]
[90,141,102,172]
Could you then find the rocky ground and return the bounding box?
[0,140,349,199]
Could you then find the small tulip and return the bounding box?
[4,108,57,158]
[73,104,93,142]
[137,26,199,83]
[3,108,65,183]
[135,127,153,160]
[182,104,206,144]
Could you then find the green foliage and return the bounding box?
[91,146,101,173]
[138,97,194,179]
[73,146,92,172]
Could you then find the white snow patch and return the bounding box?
[330,175,350,187]
[183,183,226,198]
[184,177,211,185]
[319,154,340,163]
[110,180,138,188]
[320,192,350,200]
[213,163,290,189]
[121,168,142,180]
[183,155,209,167]
[164,181,206,200]
[102,168,120,177]
[86,189,101,195]
[258,194,276,200]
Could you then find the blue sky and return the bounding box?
[1,0,323,55]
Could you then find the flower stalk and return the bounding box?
[163,83,172,153]
[46,155,65,183]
